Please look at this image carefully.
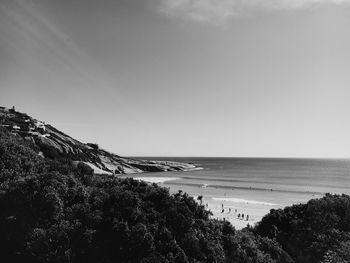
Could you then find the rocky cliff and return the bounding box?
[0,106,196,174]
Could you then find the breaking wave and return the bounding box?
[212,197,280,206]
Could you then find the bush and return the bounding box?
[254,194,350,263]
[0,129,44,185]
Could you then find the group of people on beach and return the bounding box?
[208,202,251,221]
[201,194,252,224]
[237,213,249,221]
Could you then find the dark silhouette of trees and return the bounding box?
[1,128,349,263]
[254,194,350,263]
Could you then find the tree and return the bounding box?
[254,194,350,263]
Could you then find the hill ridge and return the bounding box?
[0,106,197,174]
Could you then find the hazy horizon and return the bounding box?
[1,0,350,158]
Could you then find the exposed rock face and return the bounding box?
[0,106,197,174]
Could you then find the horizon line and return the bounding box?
[126,156,350,160]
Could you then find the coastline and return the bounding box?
[121,175,278,229]
[121,157,350,229]
[121,173,326,229]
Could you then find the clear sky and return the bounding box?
[1,0,350,157]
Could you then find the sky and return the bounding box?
[1,0,350,157]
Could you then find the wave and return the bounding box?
[183,167,204,171]
[164,181,325,195]
[212,197,280,206]
[180,176,350,190]
[134,177,180,184]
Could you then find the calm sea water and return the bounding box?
[127,157,350,227]
[137,157,350,193]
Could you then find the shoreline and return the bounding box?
[122,173,328,229]
[122,175,306,229]
[164,181,327,195]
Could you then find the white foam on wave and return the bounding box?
[134,177,180,184]
[181,167,204,172]
[212,197,280,206]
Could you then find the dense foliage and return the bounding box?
[0,128,349,263]
[254,194,350,263]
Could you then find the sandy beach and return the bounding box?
[133,176,266,228]
[167,180,290,229]
[123,175,284,229]
[121,157,350,229]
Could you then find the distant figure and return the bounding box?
[242,213,244,219]
[206,203,208,208]
[228,208,231,213]
[197,195,203,205]
[238,213,241,218]
[221,209,225,213]
[235,209,237,213]
[221,203,224,209]
[246,215,249,221]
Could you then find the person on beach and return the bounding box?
[242,213,244,219]
[238,213,240,218]
[228,208,231,213]
[246,215,249,221]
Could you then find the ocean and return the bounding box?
[124,157,350,229]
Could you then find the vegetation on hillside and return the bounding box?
[254,193,350,263]
[0,128,349,263]
[0,108,197,175]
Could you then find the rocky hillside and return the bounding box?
[0,106,197,174]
